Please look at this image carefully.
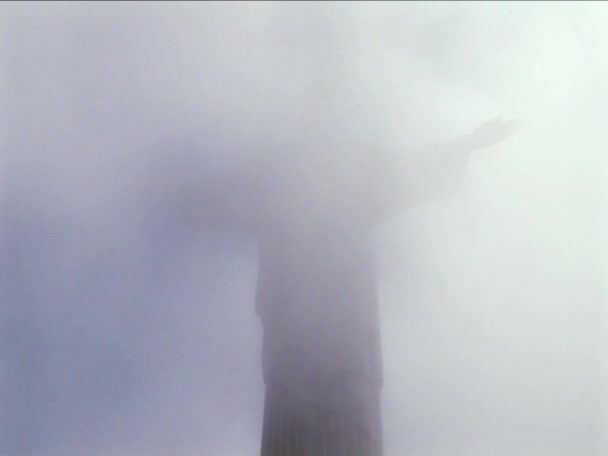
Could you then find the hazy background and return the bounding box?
[1,2,606,455]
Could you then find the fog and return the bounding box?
[1,2,606,456]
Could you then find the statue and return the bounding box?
[177,113,519,455]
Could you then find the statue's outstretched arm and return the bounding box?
[176,154,272,232]
[375,118,520,218]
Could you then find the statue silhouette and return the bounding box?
[177,115,519,455]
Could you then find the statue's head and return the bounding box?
[269,6,376,168]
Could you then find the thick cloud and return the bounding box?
[1,3,606,455]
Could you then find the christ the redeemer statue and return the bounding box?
[181,116,518,455]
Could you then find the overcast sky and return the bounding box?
[1,2,607,455]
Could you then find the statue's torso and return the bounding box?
[254,148,386,453]
[256,206,383,394]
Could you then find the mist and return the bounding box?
[1,2,606,456]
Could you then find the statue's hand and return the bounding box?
[469,117,520,150]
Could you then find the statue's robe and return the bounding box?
[189,142,469,455]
